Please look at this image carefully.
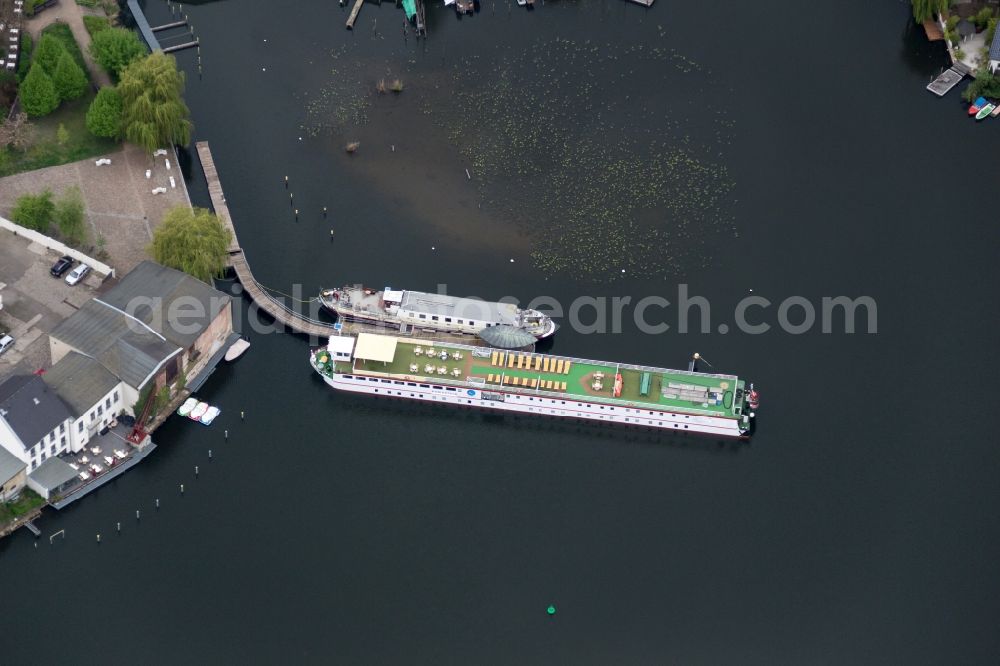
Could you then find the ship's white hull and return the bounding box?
[323,372,747,438]
[324,304,557,340]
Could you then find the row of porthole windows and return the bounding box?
[516,395,689,419]
[363,388,693,428]
[353,378,694,425]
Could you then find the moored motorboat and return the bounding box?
[225,338,250,362]
[977,103,995,119]
[970,96,988,115]
[177,397,198,416]
[991,103,1000,117]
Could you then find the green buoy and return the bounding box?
[547,605,556,616]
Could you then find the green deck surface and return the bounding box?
[339,338,747,419]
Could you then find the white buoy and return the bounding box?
[195,465,199,476]
[155,498,160,508]
[136,510,140,520]
[117,522,121,533]
[96,534,101,543]
[180,484,185,494]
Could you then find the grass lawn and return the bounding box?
[0,89,119,176]
[0,488,45,527]
[83,15,112,37]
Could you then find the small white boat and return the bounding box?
[189,402,209,421]
[200,406,221,425]
[177,397,198,416]
[225,338,250,362]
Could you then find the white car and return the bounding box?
[0,334,13,355]
[65,263,90,286]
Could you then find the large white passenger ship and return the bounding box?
[319,285,556,339]
[310,333,758,439]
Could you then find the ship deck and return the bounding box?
[346,338,746,419]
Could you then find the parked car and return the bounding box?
[0,334,13,356]
[65,263,91,286]
[50,255,74,277]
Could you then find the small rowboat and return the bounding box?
[225,338,250,362]
[177,397,198,416]
[991,104,1000,117]
[969,103,981,115]
[200,406,221,425]
[976,103,995,120]
[189,402,209,421]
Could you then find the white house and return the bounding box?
[0,359,127,475]
[0,375,76,473]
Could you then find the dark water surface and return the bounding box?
[4,1,1000,663]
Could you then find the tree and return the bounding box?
[33,33,67,75]
[86,86,123,138]
[149,206,231,282]
[19,65,60,118]
[54,186,87,246]
[89,27,146,79]
[119,53,193,152]
[52,50,88,102]
[0,112,34,151]
[911,0,946,24]
[974,7,994,30]
[11,190,55,233]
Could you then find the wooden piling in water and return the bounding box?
[346,0,364,29]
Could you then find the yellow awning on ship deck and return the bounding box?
[354,333,398,363]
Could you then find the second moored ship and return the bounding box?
[320,284,556,340]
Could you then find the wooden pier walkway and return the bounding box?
[163,40,199,54]
[195,142,524,348]
[197,141,338,339]
[346,0,365,29]
[151,19,188,32]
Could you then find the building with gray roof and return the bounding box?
[27,457,78,500]
[98,260,231,349]
[991,24,1000,73]
[42,351,122,419]
[48,261,233,424]
[0,375,78,473]
[49,300,181,391]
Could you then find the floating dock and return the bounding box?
[927,67,966,96]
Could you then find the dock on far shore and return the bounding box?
[927,64,970,97]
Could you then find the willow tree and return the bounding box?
[149,206,231,283]
[911,0,946,23]
[118,52,193,152]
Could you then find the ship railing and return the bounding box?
[348,367,739,419]
[385,337,741,383]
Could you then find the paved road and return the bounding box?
[25,2,113,89]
